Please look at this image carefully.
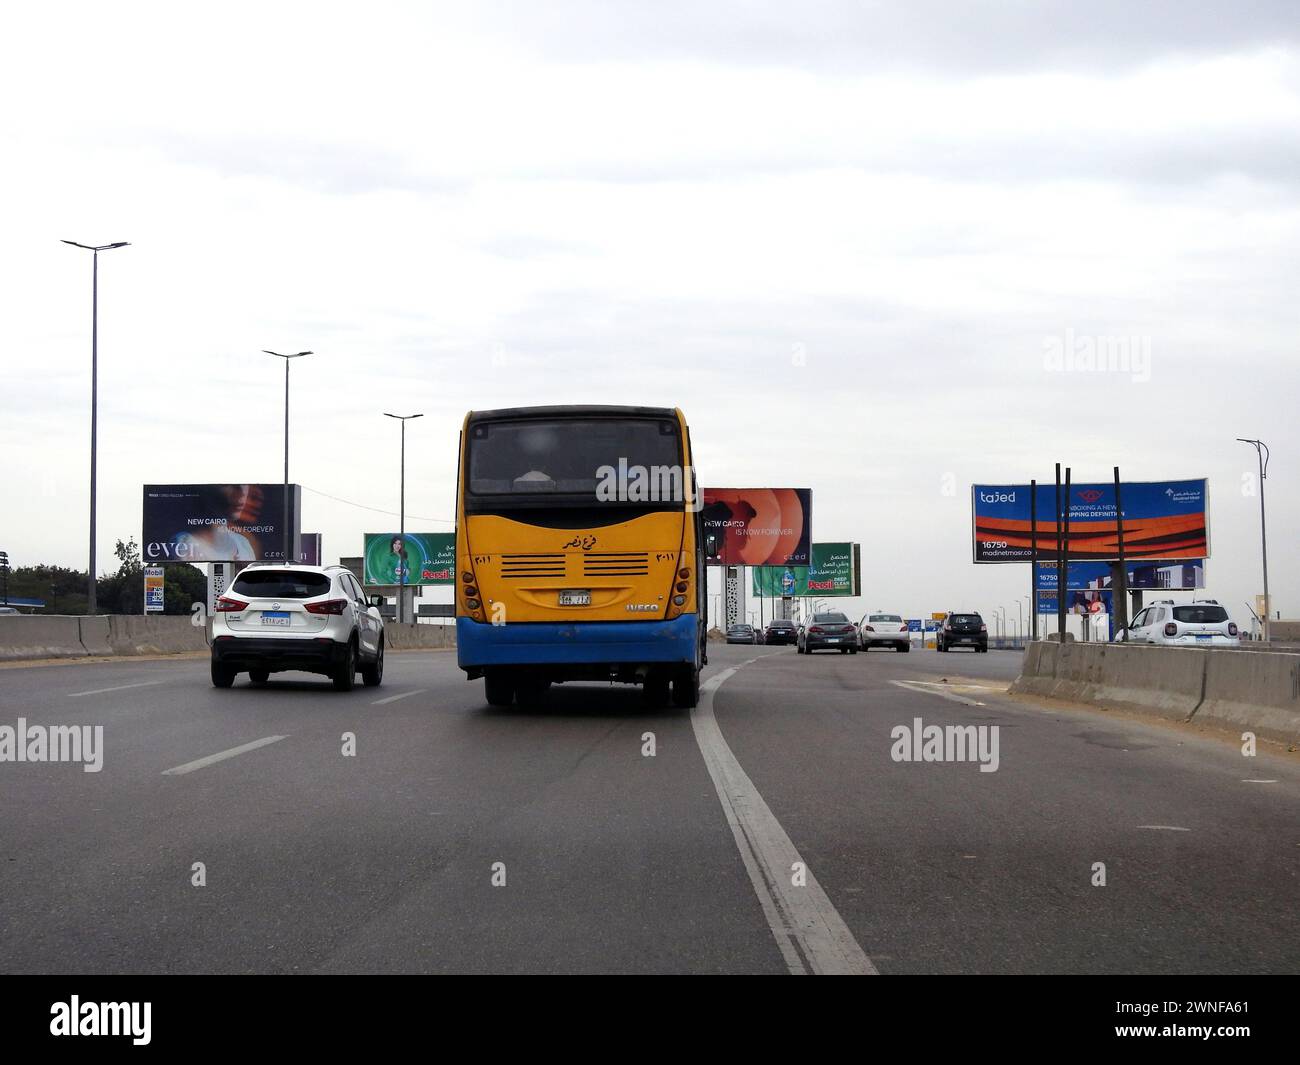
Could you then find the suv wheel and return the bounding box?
[332,639,357,692]
[211,660,236,688]
[361,639,384,687]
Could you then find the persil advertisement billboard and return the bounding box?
[702,488,811,566]
[972,479,1208,563]
[751,543,859,596]
[362,533,456,586]
[143,484,300,563]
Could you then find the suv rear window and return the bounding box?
[950,614,981,625]
[1173,605,1228,624]
[768,620,794,627]
[231,570,331,599]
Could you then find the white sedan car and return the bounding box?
[859,612,910,652]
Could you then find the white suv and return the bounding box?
[210,564,385,690]
[1119,600,1240,648]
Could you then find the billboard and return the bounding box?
[143,567,165,613]
[751,543,859,596]
[300,533,322,567]
[1036,589,1113,615]
[702,488,811,566]
[143,484,300,563]
[1034,559,1205,592]
[972,479,1208,563]
[363,533,455,586]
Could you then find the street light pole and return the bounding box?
[264,351,312,564]
[384,413,423,624]
[62,240,129,614]
[1237,439,1271,642]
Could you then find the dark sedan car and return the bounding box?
[726,624,758,644]
[797,612,858,654]
[763,618,798,645]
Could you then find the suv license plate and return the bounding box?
[261,612,290,627]
[558,590,591,607]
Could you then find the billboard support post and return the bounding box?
[1053,465,1062,640]
[1236,439,1271,642]
[1113,467,1129,634]
[1059,467,1071,640]
[1029,479,1038,641]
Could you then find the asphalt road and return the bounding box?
[1,643,1296,974]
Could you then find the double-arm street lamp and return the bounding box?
[62,239,130,614]
[384,413,423,623]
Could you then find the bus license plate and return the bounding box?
[558,590,590,607]
[261,612,290,627]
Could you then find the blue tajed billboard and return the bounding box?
[972,479,1208,563]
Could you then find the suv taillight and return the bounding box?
[215,596,248,612]
[979,624,987,632]
[1228,622,1239,636]
[899,623,908,632]
[1163,622,1178,637]
[305,599,347,616]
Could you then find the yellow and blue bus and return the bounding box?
[455,405,706,707]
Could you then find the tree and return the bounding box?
[114,537,142,577]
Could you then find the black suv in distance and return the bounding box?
[763,618,798,645]
[937,612,987,652]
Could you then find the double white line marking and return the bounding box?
[692,662,877,975]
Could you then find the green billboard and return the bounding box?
[363,532,455,586]
[751,542,859,597]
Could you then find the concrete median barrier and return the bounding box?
[0,616,88,660]
[1194,649,1300,744]
[107,615,210,655]
[1012,640,1300,743]
[78,616,113,656]
[384,623,456,651]
[1,615,453,661]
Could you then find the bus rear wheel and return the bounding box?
[672,665,700,709]
[515,676,550,708]
[484,672,514,707]
[643,671,670,707]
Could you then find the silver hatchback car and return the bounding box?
[210,564,385,690]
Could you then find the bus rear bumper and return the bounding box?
[457,615,699,669]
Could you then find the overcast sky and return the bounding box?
[1,1,1297,626]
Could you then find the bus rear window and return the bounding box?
[468,418,682,500]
